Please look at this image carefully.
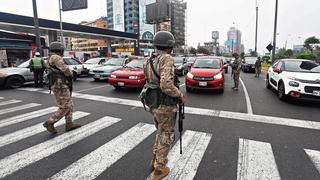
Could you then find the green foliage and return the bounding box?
[262,56,271,63]
[240,52,245,59]
[197,47,210,55]
[296,53,317,60]
[304,36,320,51]
[284,49,293,57]
[189,47,197,55]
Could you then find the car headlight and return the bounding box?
[214,73,223,79]
[289,81,299,87]
[187,72,194,79]
[110,74,117,78]
[129,76,139,80]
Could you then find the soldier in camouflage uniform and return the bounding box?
[231,53,242,91]
[143,31,186,180]
[43,42,81,134]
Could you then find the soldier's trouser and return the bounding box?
[233,72,240,88]
[152,105,177,170]
[255,67,261,77]
[33,69,44,87]
[48,87,73,124]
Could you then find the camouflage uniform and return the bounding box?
[145,51,183,171]
[232,57,242,89]
[47,54,73,124]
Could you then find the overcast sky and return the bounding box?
[0,0,319,54]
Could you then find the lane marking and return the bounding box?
[239,78,253,114]
[0,106,57,128]
[50,123,156,180]
[18,88,42,92]
[0,97,3,99]
[147,130,212,180]
[0,99,22,107]
[19,89,320,131]
[0,103,41,116]
[305,149,320,174]
[237,138,281,180]
[0,116,121,179]
[180,83,186,88]
[0,111,90,148]
[74,85,109,93]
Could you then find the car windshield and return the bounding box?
[174,57,184,65]
[104,58,124,66]
[85,58,103,64]
[193,59,221,69]
[244,58,256,64]
[125,60,144,68]
[18,60,30,68]
[284,60,320,73]
[64,58,80,65]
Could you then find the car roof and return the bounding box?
[280,59,312,62]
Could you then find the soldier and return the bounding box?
[231,53,242,91]
[255,57,262,78]
[43,42,81,134]
[30,52,46,88]
[143,31,186,180]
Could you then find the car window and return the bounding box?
[284,60,320,73]
[272,61,279,68]
[125,60,144,68]
[64,58,80,65]
[104,58,125,66]
[85,58,103,64]
[193,59,221,69]
[276,61,283,70]
[18,60,30,68]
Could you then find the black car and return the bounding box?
[174,57,189,76]
[241,57,257,73]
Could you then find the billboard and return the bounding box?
[113,0,125,32]
[62,0,87,11]
[146,0,170,24]
[140,0,156,40]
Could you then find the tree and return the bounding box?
[240,53,245,59]
[197,47,210,55]
[296,53,317,60]
[284,49,293,57]
[304,36,320,52]
[189,47,197,55]
[275,48,288,59]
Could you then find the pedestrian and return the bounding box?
[29,52,46,87]
[143,31,186,180]
[231,53,242,91]
[43,42,81,134]
[255,57,262,78]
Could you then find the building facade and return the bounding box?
[225,27,243,54]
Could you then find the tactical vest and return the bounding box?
[140,54,179,111]
[32,57,43,69]
[46,63,70,90]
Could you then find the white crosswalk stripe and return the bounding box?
[0,106,57,128]
[305,149,320,174]
[0,99,22,107]
[0,111,90,148]
[0,115,121,179]
[0,97,4,99]
[146,130,212,180]
[0,103,41,116]
[237,138,281,180]
[50,123,156,180]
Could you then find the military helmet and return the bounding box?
[49,42,65,52]
[153,31,175,48]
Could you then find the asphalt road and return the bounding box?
[0,69,320,180]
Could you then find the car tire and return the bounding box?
[72,71,77,81]
[5,76,24,89]
[219,89,224,94]
[114,86,121,90]
[94,78,100,82]
[225,69,228,74]
[266,76,271,89]
[186,86,192,93]
[278,82,287,101]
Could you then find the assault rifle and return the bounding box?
[178,103,185,154]
[66,76,73,96]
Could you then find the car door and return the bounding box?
[270,61,283,89]
[269,61,279,88]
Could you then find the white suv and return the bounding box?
[266,59,320,101]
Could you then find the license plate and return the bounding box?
[313,90,320,96]
[199,82,207,86]
[94,74,100,78]
[118,82,125,86]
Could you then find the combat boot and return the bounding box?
[150,154,156,172]
[152,166,170,180]
[43,121,57,134]
[65,122,81,131]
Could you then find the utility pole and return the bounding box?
[271,0,279,63]
[254,0,258,57]
[32,0,42,55]
[58,0,64,45]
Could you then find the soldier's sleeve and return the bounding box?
[159,55,183,98]
[50,55,72,77]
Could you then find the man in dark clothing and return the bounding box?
[255,57,262,78]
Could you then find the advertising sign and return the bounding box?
[62,0,88,11]
[212,31,219,40]
[113,0,125,32]
[140,0,156,40]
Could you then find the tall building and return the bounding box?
[170,0,187,49]
[225,27,242,54]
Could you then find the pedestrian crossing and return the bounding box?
[1,97,320,179]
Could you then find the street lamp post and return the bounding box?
[254,0,259,57]
[32,0,42,55]
[58,0,64,45]
[271,0,279,63]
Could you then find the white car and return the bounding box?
[90,58,126,81]
[266,59,320,101]
[83,58,106,74]
[62,57,85,80]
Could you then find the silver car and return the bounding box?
[90,58,126,81]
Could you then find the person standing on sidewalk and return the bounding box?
[231,53,242,91]
[30,52,45,87]
[43,42,81,134]
[255,57,262,78]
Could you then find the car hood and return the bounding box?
[0,67,26,75]
[93,65,122,72]
[190,68,221,76]
[284,71,320,81]
[83,64,99,70]
[112,68,144,76]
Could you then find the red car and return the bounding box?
[186,57,226,93]
[108,59,146,89]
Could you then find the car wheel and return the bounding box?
[186,86,192,92]
[114,86,121,90]
[219,89,224,94]
[94,78,100,82]
[5,76,24,89]
[72,71,77,81]
[225,69,228,74]
[278,82,287,101]
[266,76,271,89]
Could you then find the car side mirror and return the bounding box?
[273,68,281,74]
